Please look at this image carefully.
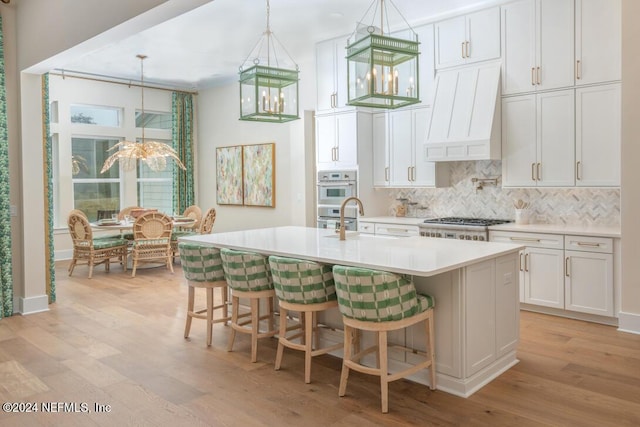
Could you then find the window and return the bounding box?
[70,104,121,127]
[137,139,174,214]
[71,137,121,222]
[136,111,172,129]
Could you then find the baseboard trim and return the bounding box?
[55,249,73,261]
[618,311,640,335]
[18,295,50,315]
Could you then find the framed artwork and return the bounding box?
[242,143,275,207]
[216,145,243,205]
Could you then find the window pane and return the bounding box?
[73,182,120,222]
[137,181,173,214]
[72,137,120,179]
[136,111,172,129]
[70,105,121,127]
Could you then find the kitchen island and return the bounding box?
[181,226,523,397]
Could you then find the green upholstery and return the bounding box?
[268,256,336,304]
[220,248,273,292]
[91,237,128,250]
[332,265,434,322]
[178,242,225,282]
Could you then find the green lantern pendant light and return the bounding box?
[346,0,420,109]
[239,0,300,123]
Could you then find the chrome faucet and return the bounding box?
[339,197,364,240]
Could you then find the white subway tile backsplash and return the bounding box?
[386,161,620,226]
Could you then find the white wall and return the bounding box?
[196,53,316,232]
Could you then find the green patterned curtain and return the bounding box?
[42,73,55,303]
[172,92,195,213]
[0,16,14,317]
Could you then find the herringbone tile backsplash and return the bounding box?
[387,161,620,226]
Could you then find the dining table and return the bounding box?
[91,217,197,234]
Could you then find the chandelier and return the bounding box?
[101,55,185,173]
[238,0,299,123]
[346,0,420,109]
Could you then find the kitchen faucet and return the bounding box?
[339,197,364,241]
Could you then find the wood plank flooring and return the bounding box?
[1,261,639,426]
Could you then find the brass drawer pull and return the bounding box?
[510,237,541,243]
[576,242,601,248]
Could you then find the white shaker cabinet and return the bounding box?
[502,89,575,187]
[316,36,350,112]
[501,0,574,95]
[316,111,369,170]
[575,0,621,86]
[575,84,620,186]
[372,108,448,188]
[564,235,614,316]
[435,7,500,69]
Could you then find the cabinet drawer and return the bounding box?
[358,222,375,234]
[489,231,563,249]
[374,223,420,237]
[565,235,613,254]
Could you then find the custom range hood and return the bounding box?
[425,61,501,161]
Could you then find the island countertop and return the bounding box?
[180,226,523,277]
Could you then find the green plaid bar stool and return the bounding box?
[269,256,343,384]
[178,242,230,347]
[220,248,277,363]
[332,265,436,414]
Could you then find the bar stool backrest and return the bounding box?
[332,265,429,322]
[220,248,273,292]
[269,256,336,304]
[178,242,225,282]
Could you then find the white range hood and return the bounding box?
[425,62,501,161]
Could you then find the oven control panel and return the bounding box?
[419,228,487,241]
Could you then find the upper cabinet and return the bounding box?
[575,0,621,86]
[316,110,371,170]
[316,36,351,112]
[435,7,501,69]
[501,0,574,96]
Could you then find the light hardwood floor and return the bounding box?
[1,261,639,426]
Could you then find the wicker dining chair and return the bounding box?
[181,205,202,230]
[130,211,174,277]
[199,208,217,234]
[67,211,128,279]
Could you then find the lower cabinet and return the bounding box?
[490,230,615,318]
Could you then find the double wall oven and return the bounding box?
[317,170,358,231]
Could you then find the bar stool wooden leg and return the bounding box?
[428,313,436,390]
[206,288,214,347]
[379,331,389,413]
[251,298,259,363]
[184,286,195,339]
[304,310,313,384]
[275,306,288,371]
[227,295,240,352]
[222,287,229,323]
[339,325,352,397]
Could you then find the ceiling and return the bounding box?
[59,0,496,90]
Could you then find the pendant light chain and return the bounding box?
[137,54,147,143]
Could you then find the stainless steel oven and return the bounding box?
[317,170,358,230]
[418,217,512,241]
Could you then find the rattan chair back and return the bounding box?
[199,208,217,234]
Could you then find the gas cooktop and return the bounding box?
[422,217,512,227]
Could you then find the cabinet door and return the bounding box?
[524,247,564,309]
[575,0,621,86]
[435,15,466,69]
[415,24,436,106]
[316,40,337,112]
[537,89,575,186]
[565,250,614,316]
[412,107,440,187]
[372,113,389,187]
[537,0,574,91]
[502,95,537,187]
[576,84,620,186]
[466,7,501,64]
[501,0,536,95]
[316,115,336,169]
[335,112,357,167]
[334,37,350,109]
[496,253,520,358]
[390,109,413,186]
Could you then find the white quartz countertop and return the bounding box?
[180,226,523,277]
[358,216,428,225]
[489,223,621,238]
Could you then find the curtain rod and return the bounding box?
[49,70,198,95]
